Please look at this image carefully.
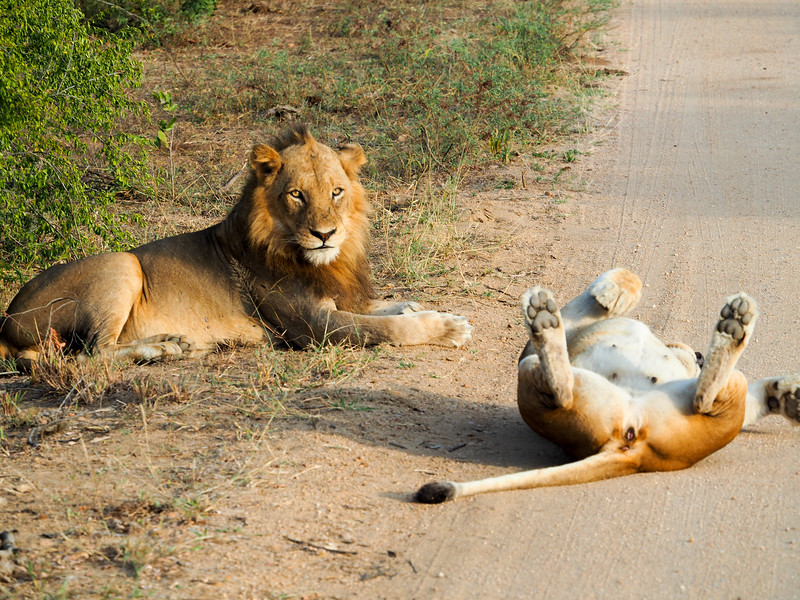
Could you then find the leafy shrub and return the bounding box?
[0,0,149,284]
[77,0,219,39]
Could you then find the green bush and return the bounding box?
[77,0,219,39]
[0,0,149,284]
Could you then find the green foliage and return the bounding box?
[77,0,219,39]
[152,89,178,148]
[489,128,514,163]
[0,0,149,283]
[187,0,615,180]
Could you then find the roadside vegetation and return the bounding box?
[1,0,616,596]
[173,0,610,178]
[0,0,148,283]
[1,0,614,290]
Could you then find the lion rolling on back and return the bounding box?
[0,125,472,370]
[415,268,798,503]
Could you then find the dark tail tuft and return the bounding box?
[413,481,456,504]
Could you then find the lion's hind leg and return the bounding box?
[520,287,574,409]
[744,375,800,427]
[694,293,758,415]
[68,258,196,363]
[3,253,205,368]
[1,253,145,370]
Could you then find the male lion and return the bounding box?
[415,268,799,503]
[0,125,472,370]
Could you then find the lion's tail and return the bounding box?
[413,451,640,503]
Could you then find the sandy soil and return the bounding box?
[3,1,800,598]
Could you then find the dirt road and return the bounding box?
[391,1,800,598]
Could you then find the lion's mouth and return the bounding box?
[304,244,340,266]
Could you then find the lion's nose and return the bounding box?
[695,351,705,368]
[310,228,336,243]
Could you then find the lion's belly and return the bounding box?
[569,318,693,391]
[121,233,268,347]
[119,298,266,348]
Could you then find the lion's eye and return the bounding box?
[288,189,303,202]
[332,187,344,201]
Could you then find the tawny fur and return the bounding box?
[0,124,472,371]
[415,268,799,503]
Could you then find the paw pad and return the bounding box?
[717,296,754,342]
[767,379,800,424]
[524,289,559,334]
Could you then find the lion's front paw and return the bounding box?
[588,268,642,316]
[433,313,473,348]
[767,375,800,426]
[521,287,561,336]
[395,301,424,315]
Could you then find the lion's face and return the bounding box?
[248,133,368,267]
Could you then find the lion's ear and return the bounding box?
[337,143,367,178]
[249,144,282,183]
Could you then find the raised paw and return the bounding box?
[519,287,573,409]
[588,268,642,316]
[693,293,759,414]
[522,287,560,336]
[766,376,800,426]
[717,293,758,344]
